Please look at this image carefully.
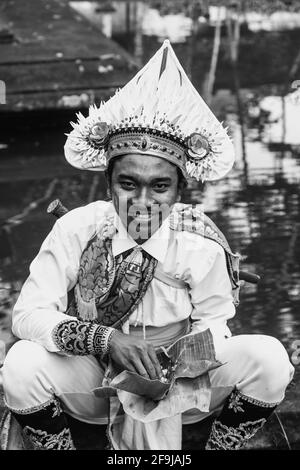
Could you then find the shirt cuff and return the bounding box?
[52,319,116,356]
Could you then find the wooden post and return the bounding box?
[226,6,248,184]
[203,6,222,105]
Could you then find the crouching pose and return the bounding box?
[2,41,294,450]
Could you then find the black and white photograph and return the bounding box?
[0,0,299,453]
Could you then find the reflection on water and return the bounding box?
[1,1,300,361]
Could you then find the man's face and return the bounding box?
[109,154,181,243]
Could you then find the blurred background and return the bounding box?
[0,0,300,448]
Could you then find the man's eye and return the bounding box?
[153,184,168,191]
[120,182,135,190]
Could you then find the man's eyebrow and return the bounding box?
[151,177,172,183]
[117,173,136,180]
[117,174,172,183]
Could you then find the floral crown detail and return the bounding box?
[64,40,235,182]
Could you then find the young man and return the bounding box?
[2,41,294,450]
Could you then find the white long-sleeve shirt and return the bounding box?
[12,201,236,352]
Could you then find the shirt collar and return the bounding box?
[112,211,170,264]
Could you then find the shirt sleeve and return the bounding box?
[11,219,80,352]
[188,240,236,347]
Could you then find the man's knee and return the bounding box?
[243,335,294,394]
[3,340,51,401]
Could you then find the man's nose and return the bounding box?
[132,188,153,208]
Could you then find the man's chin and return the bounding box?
[126,218,162,242]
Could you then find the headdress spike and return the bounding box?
[64,40,235,182]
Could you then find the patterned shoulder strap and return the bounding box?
[170,204,241,306]
[67,212,158,327]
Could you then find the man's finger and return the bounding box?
[123,361,137,374]
[147,348,163,379]
[130,357,150,379]
[140,349,162,380]
[140,354,157,380]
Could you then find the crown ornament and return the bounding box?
[64,40,235,182]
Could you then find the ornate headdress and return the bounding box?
[64,40,235,182]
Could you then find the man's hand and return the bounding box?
[109,330,162,380]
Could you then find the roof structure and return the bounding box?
[0,0,138,112]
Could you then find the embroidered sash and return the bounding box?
[67,218,157,328]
